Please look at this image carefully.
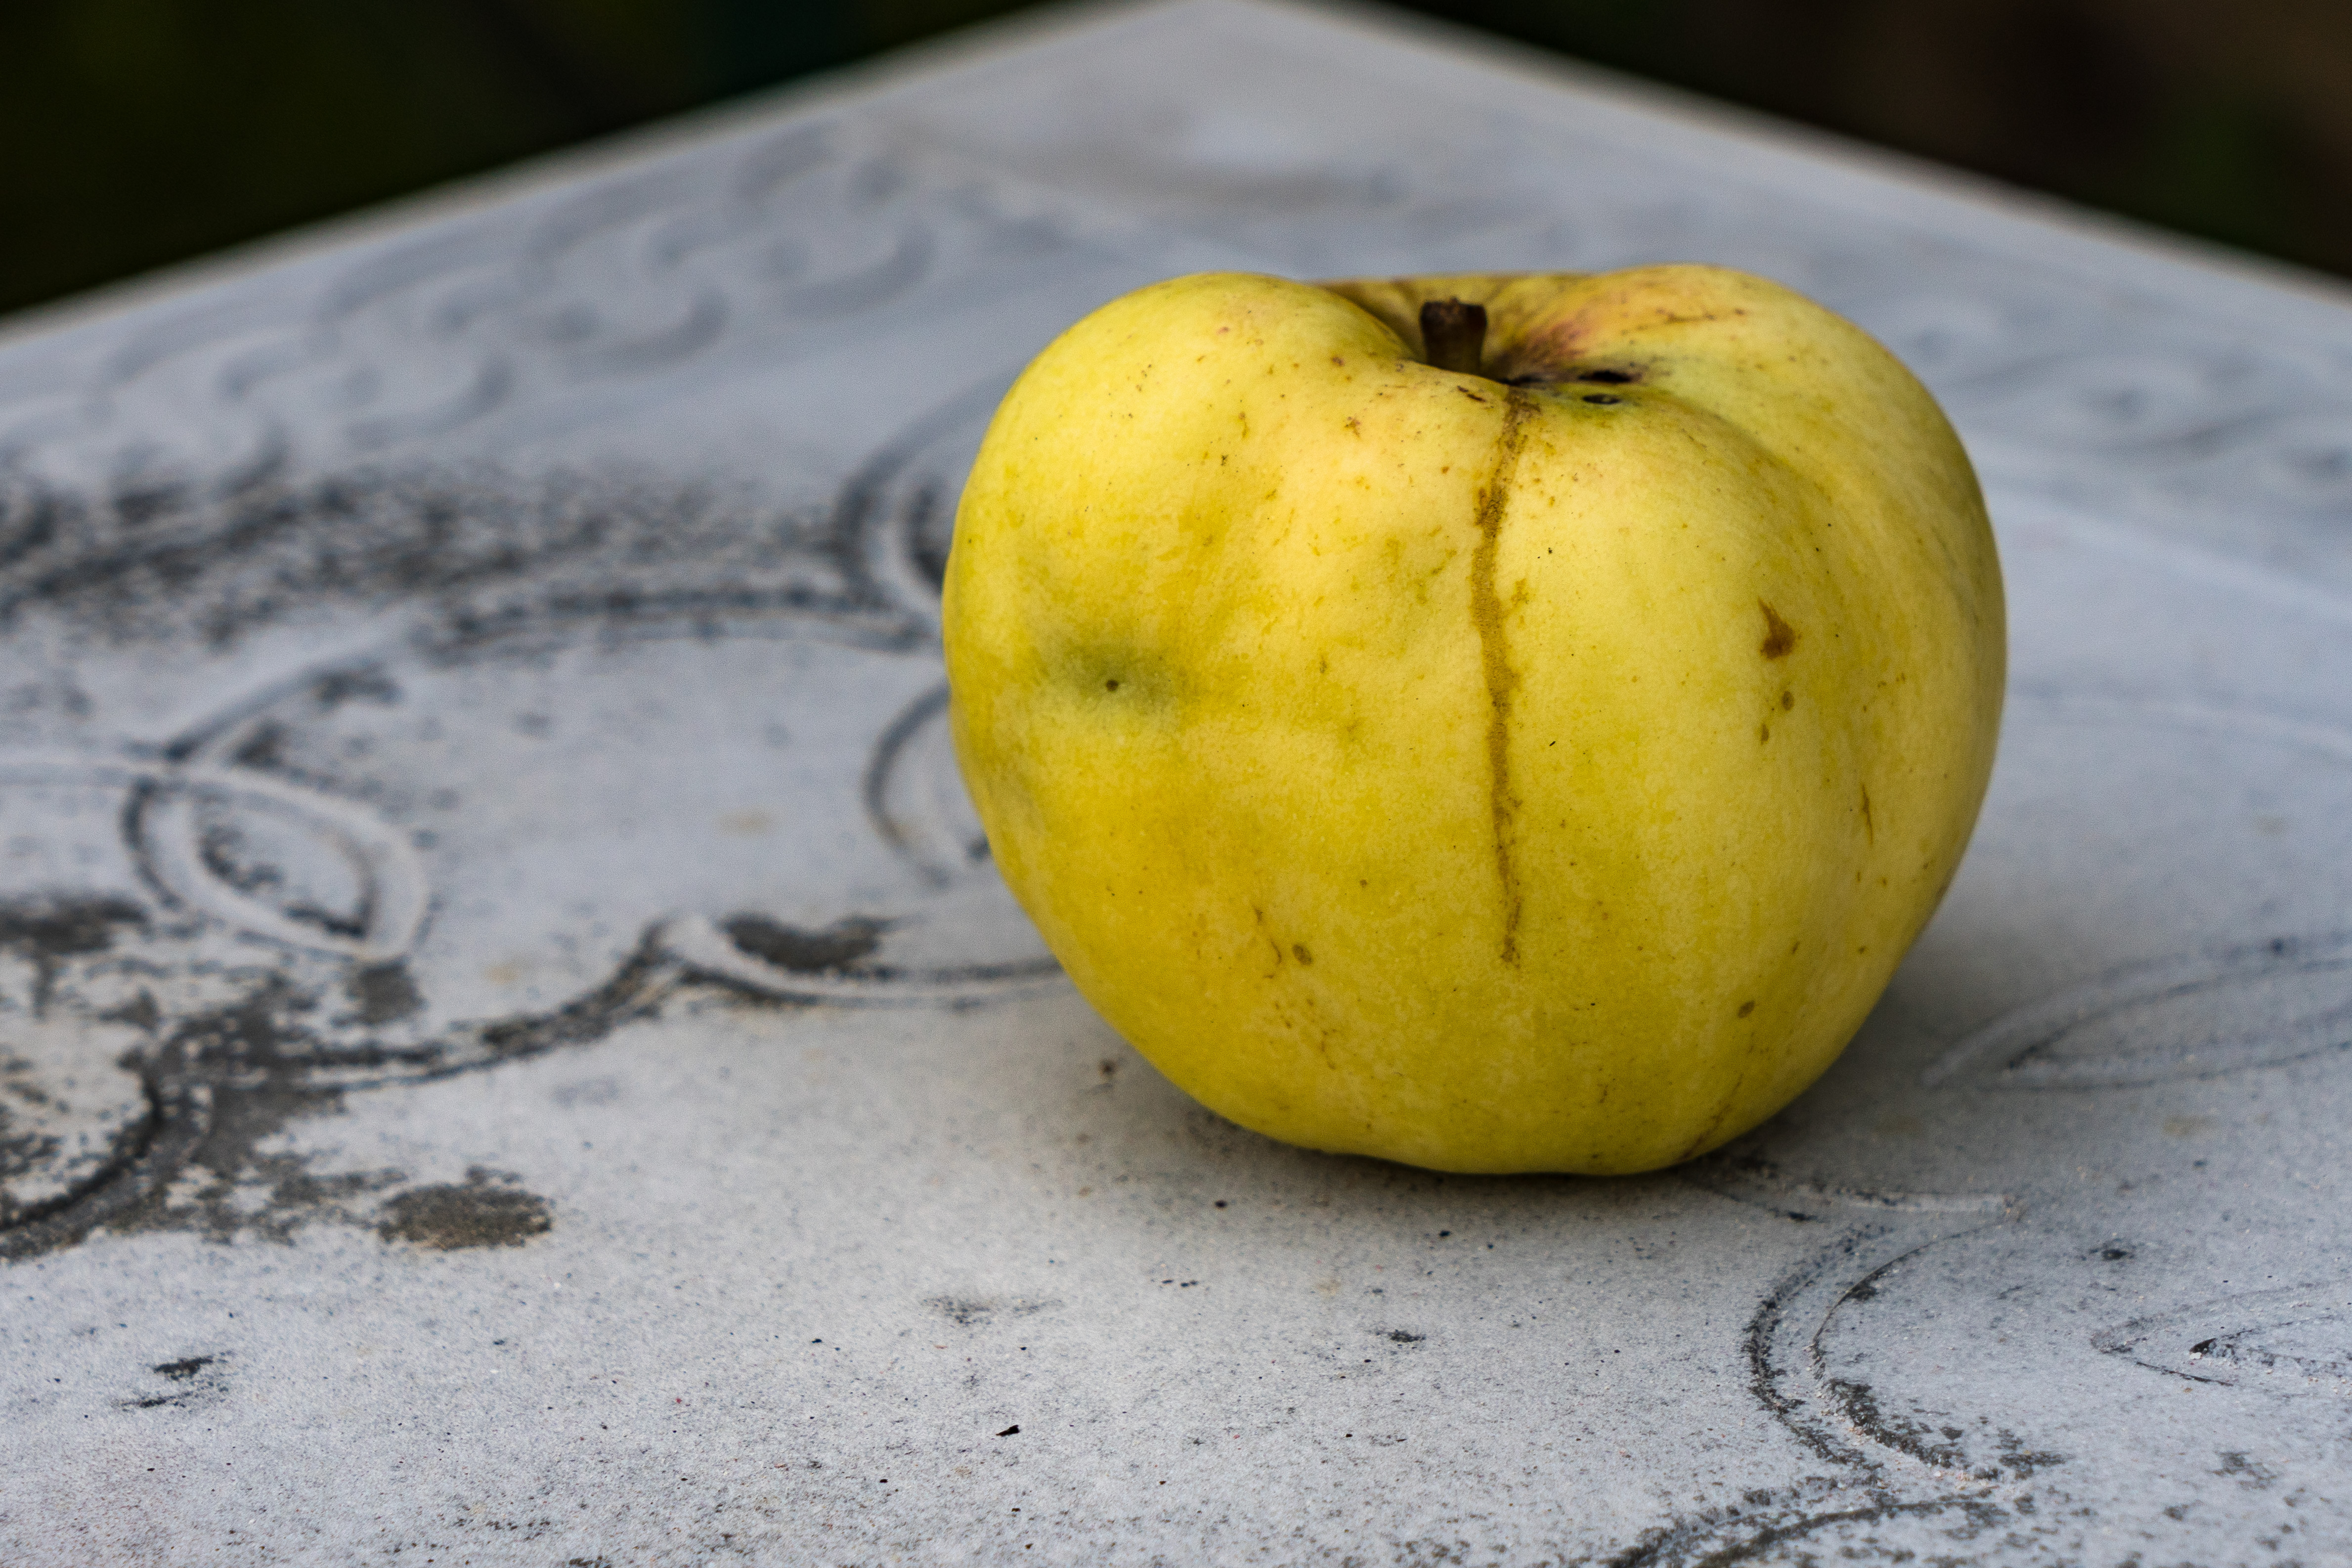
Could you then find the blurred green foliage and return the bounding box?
[3,0,2347,321]
[1,0,820,316]
[1475,0,2352,275]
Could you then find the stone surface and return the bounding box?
[3,1,2351,1562]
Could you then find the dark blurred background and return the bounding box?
[5,0,2349,322]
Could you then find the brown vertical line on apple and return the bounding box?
[1470,388,1538,967]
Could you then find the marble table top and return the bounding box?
[4,1,2351,1561]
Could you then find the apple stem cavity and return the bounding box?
[1419,299,1488,376]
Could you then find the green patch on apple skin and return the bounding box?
[1064,646,1178,713]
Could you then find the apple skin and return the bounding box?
[942,267,2003,1175]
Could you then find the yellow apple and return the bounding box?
[942,267,2003,1174]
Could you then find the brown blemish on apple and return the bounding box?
[1469,389,1537,966]
[1252,905,1287,975]
[1758,602,1798,659]
[1498,351,1649,388]
[1678,1062,1753,1161]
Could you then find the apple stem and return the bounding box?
[1420,299,1487,376]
